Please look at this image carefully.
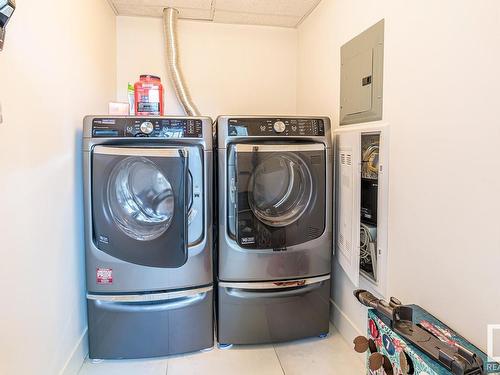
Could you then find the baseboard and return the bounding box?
[329,298,366,363]
[329,298,364,339]
[59,328,88,375]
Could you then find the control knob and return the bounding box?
[273,121,286,133]
[140,121,154,135]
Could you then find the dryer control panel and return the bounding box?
[92,118,203,138]
[228,118,325,137]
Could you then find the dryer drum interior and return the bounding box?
[248,153,313,227]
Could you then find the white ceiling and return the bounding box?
[108,0,322,28]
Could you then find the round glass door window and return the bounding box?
[248,154,313,227]
[107,157,175,241]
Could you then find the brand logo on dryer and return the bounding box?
[273,246,287,252]
[98,235,109,244]
[241,237,255,244]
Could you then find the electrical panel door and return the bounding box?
[340,20,384,126]
[341,49,373,117]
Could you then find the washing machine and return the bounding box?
[83,116,213,359]
[216,116,333,345]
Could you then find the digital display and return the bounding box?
[161,127,184,138]
[228,126,248,136]
[93,129,119,137]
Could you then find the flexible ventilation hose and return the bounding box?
[163,8,201,116]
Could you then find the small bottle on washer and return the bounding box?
[134,75,164,116]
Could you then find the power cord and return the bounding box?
[360,223,376,262]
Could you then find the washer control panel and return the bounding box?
[92,118,203,138]
[139,121,154,135]
[228,118,325,137]
[273,121,286,133]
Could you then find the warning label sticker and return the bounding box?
[96,268,113,284]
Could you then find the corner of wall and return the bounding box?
[329,298,363,340]
[59,329,88,375]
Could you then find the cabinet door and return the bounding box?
[336,132,361,287]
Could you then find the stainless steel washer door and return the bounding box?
[92,146,189,268]
[108,156,175,241]
[248,154,312,227]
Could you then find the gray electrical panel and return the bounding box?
[340,19,384,126]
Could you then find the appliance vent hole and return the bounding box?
[346,154,352,166]
[341,152,352,166]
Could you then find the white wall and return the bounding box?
[116,16,298,119]
[0,0,116,374]
[298,0,500,351]
[1,1,498,371]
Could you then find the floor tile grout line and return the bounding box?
[272,344,287,375]
[77,355,89,374]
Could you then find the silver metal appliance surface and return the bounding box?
[217,116,333,282]
[83,115,213,359]
[217,277,330,345]
[216,115,333,345]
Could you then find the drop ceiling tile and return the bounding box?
[213,10,300,28]
[114,4,213,19]
[110,0,321,27]
[215,0,320,18]
[113,0,212,10]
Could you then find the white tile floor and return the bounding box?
[79,326,365,375]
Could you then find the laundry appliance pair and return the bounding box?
[83,115,332,359]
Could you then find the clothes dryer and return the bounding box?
[216,116,333,345]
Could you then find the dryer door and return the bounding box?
[229,143,326,249]
[92,146,189,268]
[248,151,313,227]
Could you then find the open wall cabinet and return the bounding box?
[335,123,389,297]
